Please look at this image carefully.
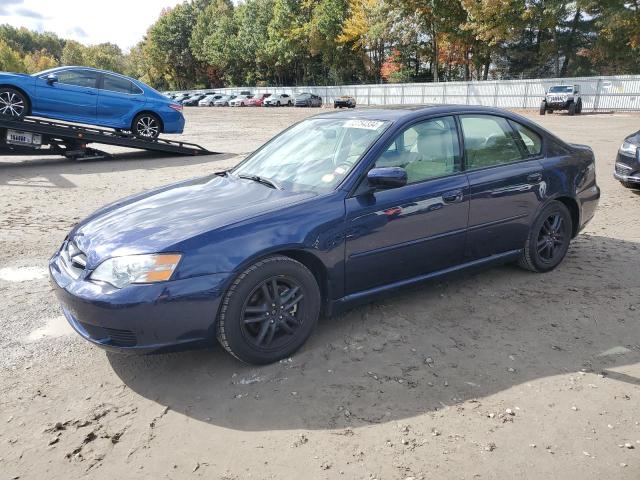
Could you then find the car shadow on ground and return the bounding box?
[107,233,640,431]
[0,151,236,188]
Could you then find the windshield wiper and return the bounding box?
[238,173,281,190]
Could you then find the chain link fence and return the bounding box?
[176,75,640,111]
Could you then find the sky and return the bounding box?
[0,0,184,51]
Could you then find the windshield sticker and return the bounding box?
[344,119,385,130]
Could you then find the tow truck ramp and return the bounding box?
[0,116,211,160]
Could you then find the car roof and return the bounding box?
[315,104,513,121]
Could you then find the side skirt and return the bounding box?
[327,249,522,316]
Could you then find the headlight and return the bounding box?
[90,254,182,288]
[619,141,638,157]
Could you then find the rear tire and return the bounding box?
[217,256,321,365]
[539,102,546,115]
[132,113,161,139]
[518,201,572,273]
[0,87,28,119]
[576,98,583,114]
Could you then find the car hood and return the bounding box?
[0,71,33,81]
[624,130,640,145]
[71,174,316,268]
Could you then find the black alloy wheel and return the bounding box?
[217,256,321,364]
[0,88,27,119]
[536,213,567,263]
[518,201,572,272]
[132,113,161,139]
[241,276,304,349]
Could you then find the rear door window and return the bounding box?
[102,74,136,94]
[509,120,543,156]
[459,115,525,170]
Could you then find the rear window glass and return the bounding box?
[103,74,138,94]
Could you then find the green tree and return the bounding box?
[191,0,241,85]
[23,49,58,73]
[0,38,25,72]
[61,40,87,66]
[146,3,207,89]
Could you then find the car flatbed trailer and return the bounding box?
[0,116,212,160]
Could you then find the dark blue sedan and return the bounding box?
[0,66,184,138]
[49,106,600,364]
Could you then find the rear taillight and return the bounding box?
[169,103,183,112]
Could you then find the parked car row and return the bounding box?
[163,91,332,108]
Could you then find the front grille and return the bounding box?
[103,327,138,347]
[78,321,138,347]
[60,240,87,279]
[548,96,565,103]
[615,163,633,175]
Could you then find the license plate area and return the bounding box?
[6,129,42,147]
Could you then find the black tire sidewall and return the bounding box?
[218,257,321,364]
[526,202,572,272]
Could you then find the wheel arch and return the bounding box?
[132,110,164,133]
[216,247,332,322]
[538,195,580,238]
[0,84,32,114]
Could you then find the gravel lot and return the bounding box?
[1,107,639,479]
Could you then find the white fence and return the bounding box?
[176,75,640,111]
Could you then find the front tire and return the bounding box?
[518,201,572,273]
[217,256,321,364]
[132,113,161,139]
[539,102,546,115]
[568,102,576,116]
[576,98,583,114]
[0,87,28,119]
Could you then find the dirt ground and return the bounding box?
[0,107,639,480]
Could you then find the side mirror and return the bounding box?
[367,167,407,190]
[45,74,58,85]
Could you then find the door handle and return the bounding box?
[527,172,543,183]
[442,190,464,203]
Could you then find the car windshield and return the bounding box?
[232,118,390,192]
[549,86,573,93]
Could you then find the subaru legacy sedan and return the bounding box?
[50,106,600,364]
[0,66,184,139]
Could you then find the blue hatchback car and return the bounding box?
[0,66,184,138]
[49,106,600,364]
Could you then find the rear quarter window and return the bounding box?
[509,120,543,156]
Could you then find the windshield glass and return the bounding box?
[549,86,573,93]
[232,118,390,192]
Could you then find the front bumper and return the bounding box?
[49,252,227,353]
[614,152,640,184]
[544,100,570,110]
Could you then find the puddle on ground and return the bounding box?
[26,316,73,343]
[0,266,48,282]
